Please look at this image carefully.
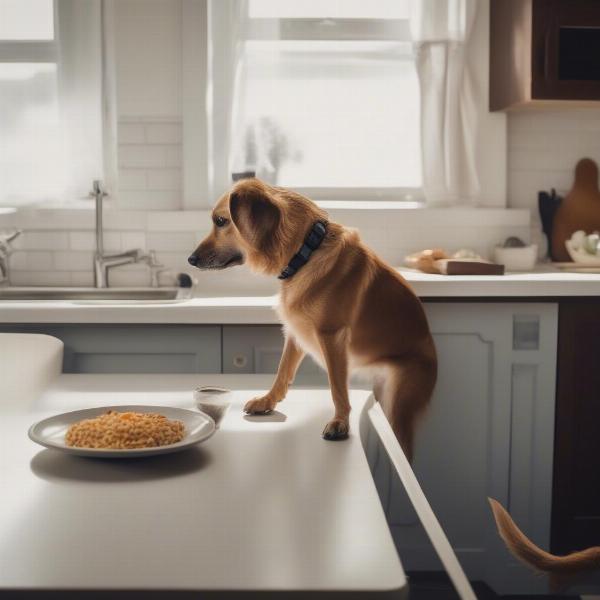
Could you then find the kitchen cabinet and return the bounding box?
[0,302,560,594]
[0,324,221,374]
[222,325,328,385]
[552,300,600,556]
[366,303,558,595]
[490,0,600,110]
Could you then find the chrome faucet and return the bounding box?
[90,180,162,288]
[0,229,22,286]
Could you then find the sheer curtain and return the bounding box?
[207,0,248,199]
[0,0,109,207]
[410,0,479,206]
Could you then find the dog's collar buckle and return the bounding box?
[278,221,327,280]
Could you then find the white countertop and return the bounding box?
[0,374,405,597]
[0,267,599,324]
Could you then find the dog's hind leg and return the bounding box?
[376,357,437,462]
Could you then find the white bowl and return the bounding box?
[493,244,537,271]
[565,240,600,265]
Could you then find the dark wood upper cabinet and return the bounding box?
[490,0,600,111]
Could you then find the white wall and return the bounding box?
[115,0,184,210]
[469,0,507,207]
[507,109,600,250]
[115,0,182,118]
[4,206,529,288]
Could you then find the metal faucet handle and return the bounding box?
[142,250,163,268]
[0,229,22,250]
[88,180,108,199]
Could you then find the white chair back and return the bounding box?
[360,394,477,600]
[0,333,63,410]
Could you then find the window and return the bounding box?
[0,0,104,207]
[0,0,64,205]
[236,0,421,200]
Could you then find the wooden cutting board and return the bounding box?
[434,259,505,275]
[552,158,600,262]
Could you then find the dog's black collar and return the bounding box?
[278,221,327,280]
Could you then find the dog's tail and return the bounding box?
[488,497,600,575]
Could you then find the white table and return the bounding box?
[0,374,406,598]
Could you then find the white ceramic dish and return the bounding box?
[565,240,600,265]
[28,405,216,458]
[493,244,538,271]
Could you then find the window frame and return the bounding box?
[0,0,57,62]
[240,14,422,202]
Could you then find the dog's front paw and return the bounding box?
[322,419,349,441]
[244,396,277,415]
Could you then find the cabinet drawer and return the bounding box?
[222,325,327,385]
[0,324,221,374]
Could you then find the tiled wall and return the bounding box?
[4,207,530,289]
[507,109,600,248]
[118,118,183,210]
[7,211,201,289]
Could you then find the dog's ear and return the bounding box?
[229,183,281,251]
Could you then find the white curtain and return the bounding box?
[207,0,248,199]
[410,0,479,206]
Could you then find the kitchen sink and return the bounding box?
[0,287,186,302]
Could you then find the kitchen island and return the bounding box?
[0,374,405,598]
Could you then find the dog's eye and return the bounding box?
[213,216,229,228]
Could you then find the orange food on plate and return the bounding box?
[65,410,185,449]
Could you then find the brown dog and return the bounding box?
[188,179,437,458]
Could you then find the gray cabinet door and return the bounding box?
[222,325,328,385]
[0,324,221,374]
[367,303,558,595]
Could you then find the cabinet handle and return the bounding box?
[233,354,248,368]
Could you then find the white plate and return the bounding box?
[28,405,216,458]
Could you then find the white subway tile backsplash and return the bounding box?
[147,231,197,251]
[121,231,147,250]
[70,271,95,286]
[119,169,147,190]
[102,210,147,231]
[9,271,74,287]
[119,144,168,168]
[119,190,181,210]
[507,109,600,222]
[53,251,94,271]
[165,145,181,167]
[16,231,69,251]
[8,251,27,271]
[146,210,208,232]
[146,169,181,190]
[145,122,181,144]
[154,251,191,271]
[9,251,53,271]
[70,231,121,252]
[118,122,145,144]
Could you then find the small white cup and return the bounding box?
[193,386,231,426]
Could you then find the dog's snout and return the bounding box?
[188,253,199,267]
